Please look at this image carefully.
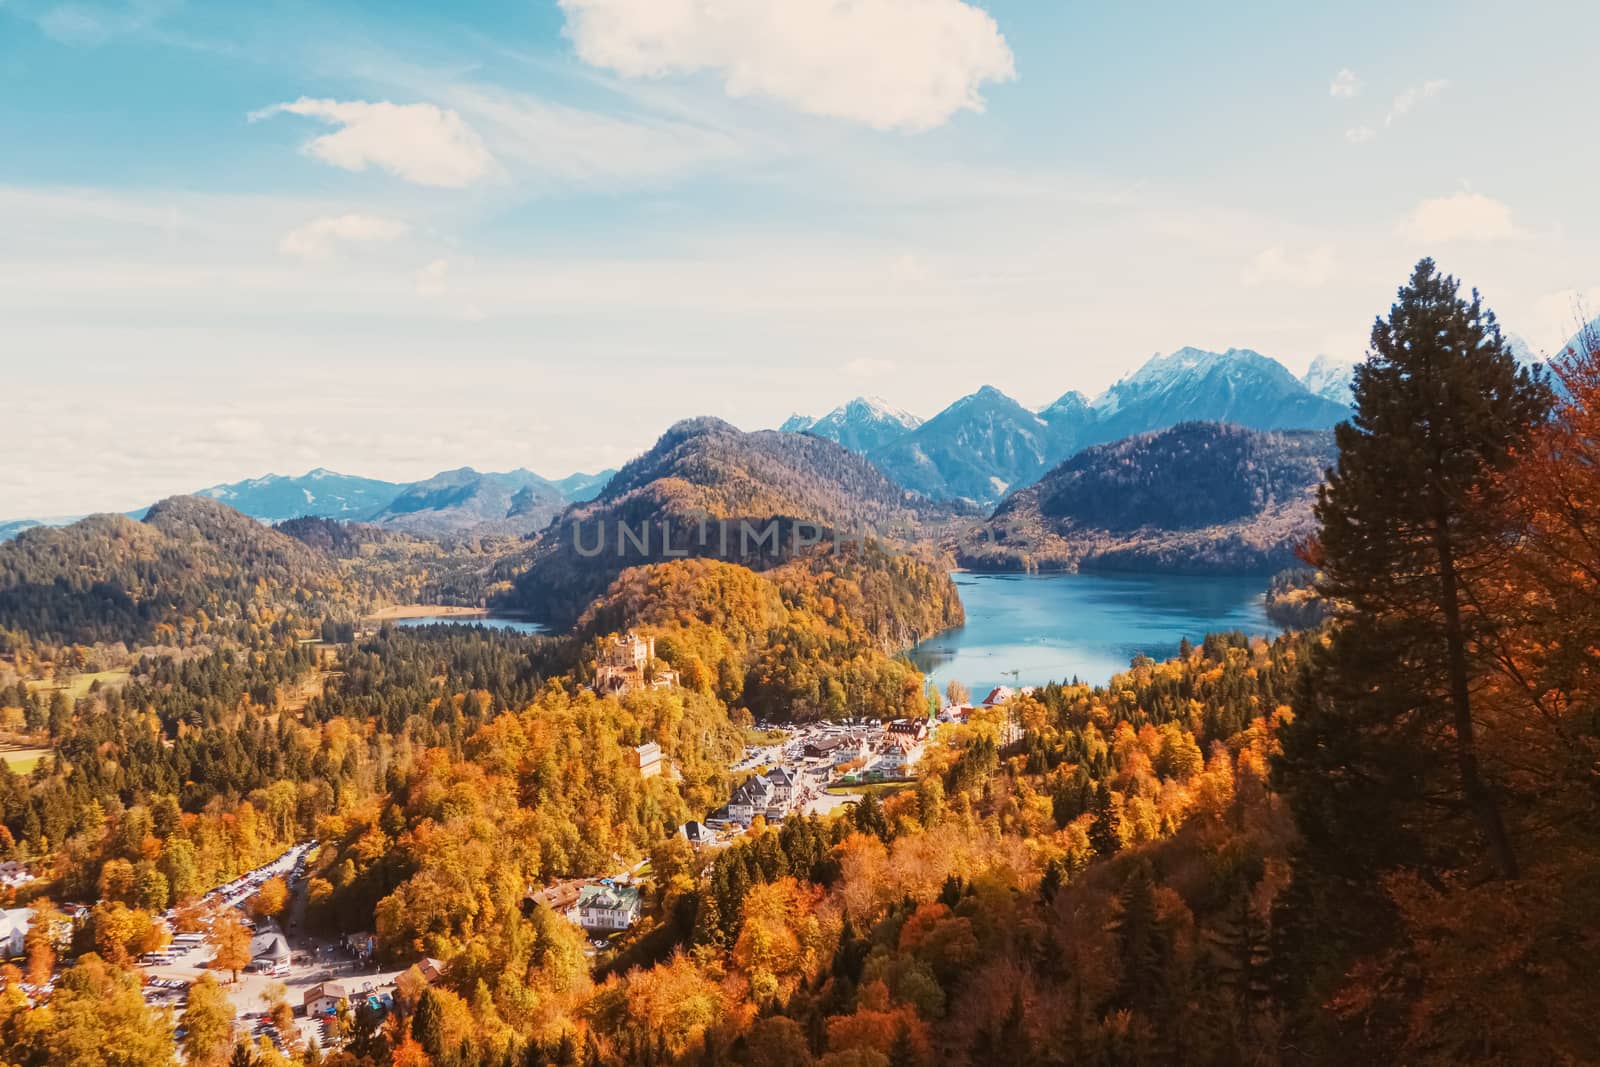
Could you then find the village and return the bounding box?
[0,632,1025,1057]
[522,632,1027,946]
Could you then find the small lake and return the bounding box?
[908,571,1275,694]
[390,615,548,635]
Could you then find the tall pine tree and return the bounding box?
[1280,258,1550,881]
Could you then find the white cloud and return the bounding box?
[1242,245,1336,289]
[279,214,408,260]
[1400,192,1522,243]
[1329,68,1361,98]
[1344,125,1375,144]
[1385,78,1449,126]
[556,0,1016,132]
[250,98,494,188]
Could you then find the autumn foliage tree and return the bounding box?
[208,905,254,983]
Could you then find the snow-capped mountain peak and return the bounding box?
[794,395,923,453]
[1302,354,1357,404]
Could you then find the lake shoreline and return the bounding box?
[909,570,1273,694]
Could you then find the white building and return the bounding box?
[0,907,33,957]
[764,766,799,811]
[303,979,354,1017]
[727,775,776,825]
[571,884,642,931]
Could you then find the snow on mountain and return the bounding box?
[1088,347,1350,446]
[791,396,923,454]
[1302,354,1357,405]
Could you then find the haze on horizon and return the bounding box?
[2,0,1597,517]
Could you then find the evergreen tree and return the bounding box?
[412,988,445,1058]
[1280,258,1550,882]
[1088,781,1119,857]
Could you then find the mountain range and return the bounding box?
[0,466,620,542]
[794,347,1353,505]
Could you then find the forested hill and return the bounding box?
[957,422,1335,573]
[0,495,347,646]
[503,417,964,626]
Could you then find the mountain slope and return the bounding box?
[197,468,405,522]
[957,422,1336,574]
[503,417,955,626]
[868,385,1073,504]
[550,470,615,503]
[0,496,345,644]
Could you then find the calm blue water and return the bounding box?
[908,571,1274,693]
[391,615,548,635]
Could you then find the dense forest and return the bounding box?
[957,423,1334,575]
[2,260,1598,1065]
[577,544,964,722]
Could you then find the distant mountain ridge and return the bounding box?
[854,347,1352,504]
[198,468,404,522]
[2,466,620,542]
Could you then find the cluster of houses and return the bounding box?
[516,691,1030,939]
[0,860,34,893]
[723,765,800,826]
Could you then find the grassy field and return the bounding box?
[0,746,51,774]
[743,728,788,746]
[26,669,130,700]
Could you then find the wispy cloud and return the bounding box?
[555,0,1016,132]
[1345,125,1375,144]
[27,0,174,45]
[1329,68,1361,98]
[249,98,495,188]
[1385,78,1449,126]
[279,214,408,260]
[445,85,746,187]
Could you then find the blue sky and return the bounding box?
[2,0,1597,516]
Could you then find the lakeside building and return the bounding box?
[981,686,1017,707]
